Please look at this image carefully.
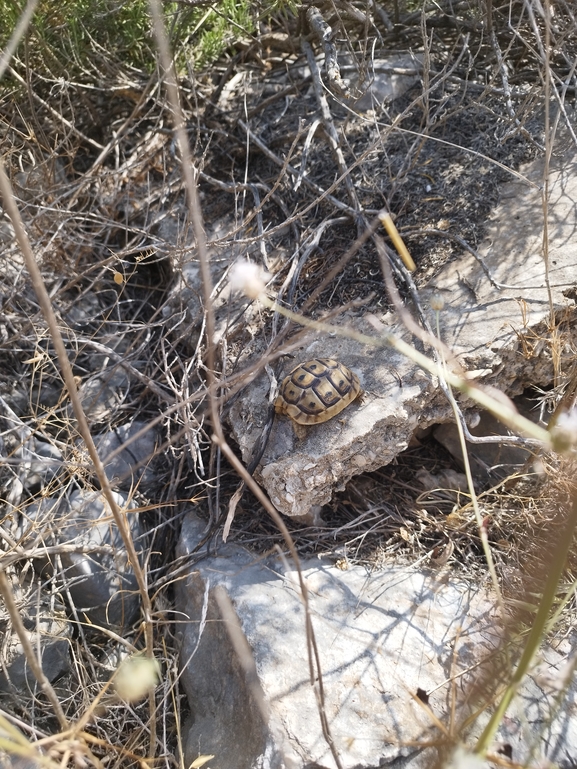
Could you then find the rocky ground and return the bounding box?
[1,2,577,768]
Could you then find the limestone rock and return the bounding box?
[58,489,143,629]
[176,512,577,769]
[230,334,434,518]
[77,367,131,425]
[0,581,70,694]
[21,489,143,631]
[96,420,160,493]
[0,398,63,507]
[227,144,577,518]
[343,53,424,111]
[433,402,536,486]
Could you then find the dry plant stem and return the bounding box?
[299,213,382,315]
[379,213,416,272]
[375,235,457,364]
[474,489,577,756]
[213,437,344,769]
[238,95,537,250]
[67,79,161,209]
[232,131,304,259]
[295,118,322,191]
[68,679,116,740]
[0,710,46,741]
[159,637,186,769]
[199,170,294,243]
[550,56,577,148]
[237,119,360,218]
[0,571,68,729]
[306,7,349,98]
[544,575,577,634]
[371,0,393,30]
[489,28,541,147]
[381,121,540,190]
[0,0,39,81]
[2,545,119,571]
[322,24,538,189]
[401,228,506,290]
[0,740,55,769]
[280,216,349,318]
[376,239,538,450]
[522,0,576,147]
[411,225,577,292]
[377,234,511,452]
[246,83,299,119]
[302,39,360,213]
[147,0,214,378]
[214,587,270,724]
[540,0,556,351]
[147,4,343,768]
[0,162,155,733]
[0,715,43,755]
[8,67,104,151]
[435,315,504,612]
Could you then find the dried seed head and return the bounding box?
[446,747,486,769]
[114,655,160,702]
[551,408,577,454]
[229,260,271,300]
[429,293,445,311]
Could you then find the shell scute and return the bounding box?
[275,358,362,426]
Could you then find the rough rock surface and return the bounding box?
[344,53,424,111]
[231,333,433,519]
[77,367,131,425]
[227,144,577,518]
[95,420,160,493]
[433,393,538,484]
[21,489,143,631]
[176,513,577,769]
[0,582,70,693]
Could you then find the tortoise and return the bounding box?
[274,358,362,426]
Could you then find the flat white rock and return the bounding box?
[176,514,577,769]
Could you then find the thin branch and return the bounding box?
[0,0,39,82]
[147,4,345,766]
[0,570,68,729]
[0,159,154,738]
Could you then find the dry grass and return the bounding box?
[1,0,577,766]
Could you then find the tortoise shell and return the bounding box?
[275,358,362,426]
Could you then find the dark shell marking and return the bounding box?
[275,358,362,425]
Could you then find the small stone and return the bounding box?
[96,421,160,493]
[0,581,70,693]
[21,438,62,490]
[22,489,143,632]
[77,368,130,424]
